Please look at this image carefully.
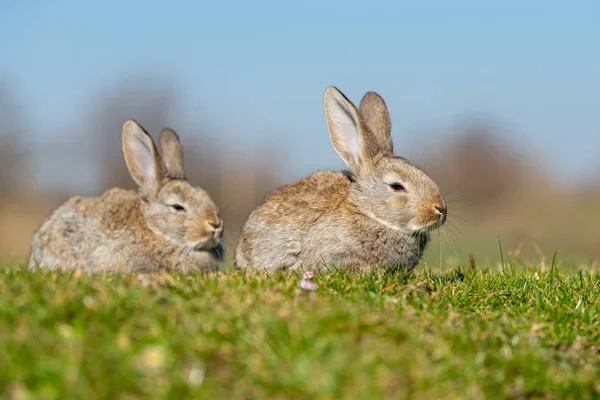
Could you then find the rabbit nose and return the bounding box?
[433,203,447,223]
[206,219,223,235]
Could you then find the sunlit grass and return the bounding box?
[0,263,598,399]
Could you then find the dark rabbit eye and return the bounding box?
[389,183,406,192]
[170,204,186,212]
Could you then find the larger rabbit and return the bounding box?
[235,87,447,272]
[28,120,224,273]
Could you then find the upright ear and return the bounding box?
[159,128,185,179]
[122,120,164,195]
[324,87,371,173]
[359,92,393,155]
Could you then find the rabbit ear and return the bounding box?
[324,87,373,173]
[359,92,393,155]
[122,120,164,195]
[159,128,185,179]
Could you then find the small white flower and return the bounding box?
[186,364,206,387]
[299,279,318,292]
[57,324,75,340]
[83,296,94,309]
[303,270,315,280]
[139,345,166,372]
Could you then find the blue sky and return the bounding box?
[1,1,599,187]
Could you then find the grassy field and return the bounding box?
[0,262,598,399]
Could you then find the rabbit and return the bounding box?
[27,120,224,273]
[235,87,447,273]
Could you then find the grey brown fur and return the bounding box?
[235,87,447,272]
[28,120,224,273]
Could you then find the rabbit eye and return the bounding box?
[169,204,186,212]
[389,183,406,192]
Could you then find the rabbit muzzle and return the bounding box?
[411,195,447,231]
[188,215,224,250]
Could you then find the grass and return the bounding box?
[0,263,599,399]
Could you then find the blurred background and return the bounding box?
[1,1,599,267]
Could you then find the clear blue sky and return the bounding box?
[1,1,599,187]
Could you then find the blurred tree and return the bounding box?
[0,82,28,201]
[425,122,536,209]
[84,74,177,190]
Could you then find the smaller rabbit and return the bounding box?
[235,87,447,272]
[28,120,224,273]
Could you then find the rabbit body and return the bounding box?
[235,87,446,272]
[28,188,222,273]
[235,171,430,272]
[28,121,224,273]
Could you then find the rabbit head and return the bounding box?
[122,120,223,251]
[324,87,446,233]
